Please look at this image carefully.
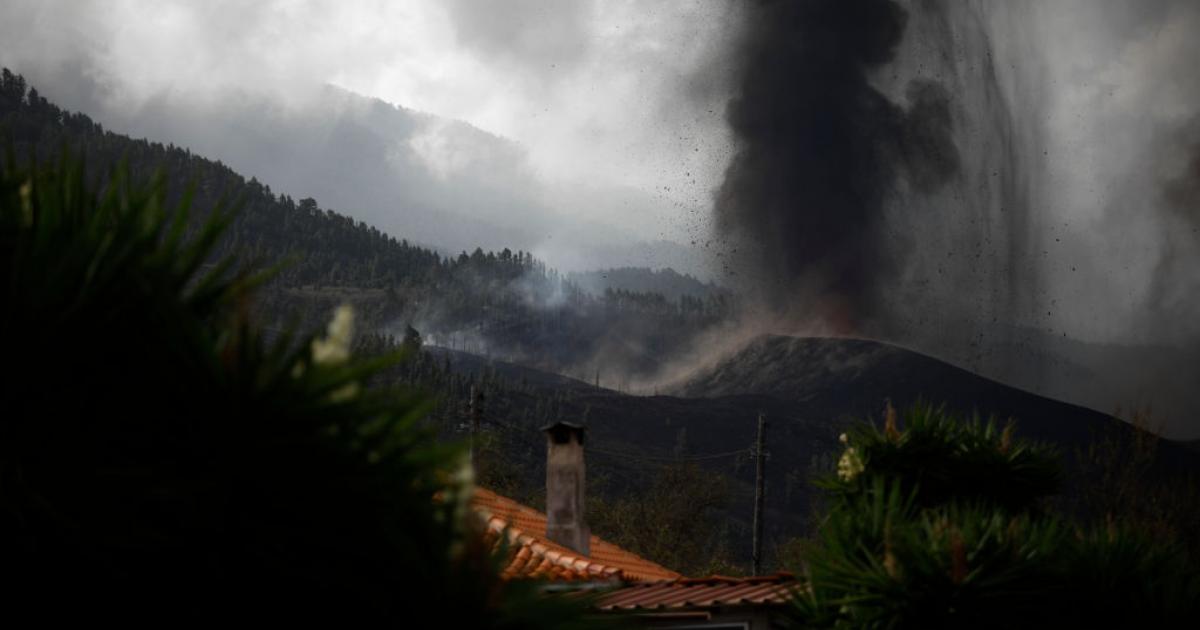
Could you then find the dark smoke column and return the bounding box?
[715,0,957,331]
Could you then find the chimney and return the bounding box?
[542,421,590,556]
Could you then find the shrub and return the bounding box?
[819,403,1061,513]
[790,405,1200,628]
[0,154,596,626]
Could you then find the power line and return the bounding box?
[588,446,749,463]
[470,411,751,464]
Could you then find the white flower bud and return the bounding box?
[311,304,355,366]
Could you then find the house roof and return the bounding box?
[472,487,681,583]
[594,573,800,611]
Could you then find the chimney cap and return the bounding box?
[541,421,587,445]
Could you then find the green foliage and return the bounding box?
[1072,409,1200,563]
[1064,525,1200,627]
[819,404,1061,513]
[795,479,1068,628]
[587,462,739,577]
[0,154,599,626]
[790,406,1200,628]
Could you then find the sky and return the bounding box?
[0,0,742,274]
[5,0,1194,308]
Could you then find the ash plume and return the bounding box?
[715,0,959,328]
[1151,129,1200,331]
[710,0,1200,436]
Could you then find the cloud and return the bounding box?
[0,0,738,275]
[442,0,595,77]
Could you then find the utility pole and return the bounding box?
[752,412,768,576]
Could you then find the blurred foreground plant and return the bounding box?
[820,404,1061,512]
[0,153,600,627]
[790,404,1200,628]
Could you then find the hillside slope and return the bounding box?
[672,334,1198,465]
[395,336,1197,571]
[0,69,733,378]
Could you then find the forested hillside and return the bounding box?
[567,266,724,301]
[0,69,734,378]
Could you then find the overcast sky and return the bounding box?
[6,0,1196,308]
[3,0,1198,327]
[0,0,742,272]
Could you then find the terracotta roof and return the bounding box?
[471,487,681,583]
[594,573,800,611]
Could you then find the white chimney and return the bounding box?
[542,421,590,556]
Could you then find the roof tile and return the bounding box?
[594,573,799,611]
[472,487,680,583]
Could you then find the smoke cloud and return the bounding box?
[713,0,1200,437]
[715,0,959,326]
